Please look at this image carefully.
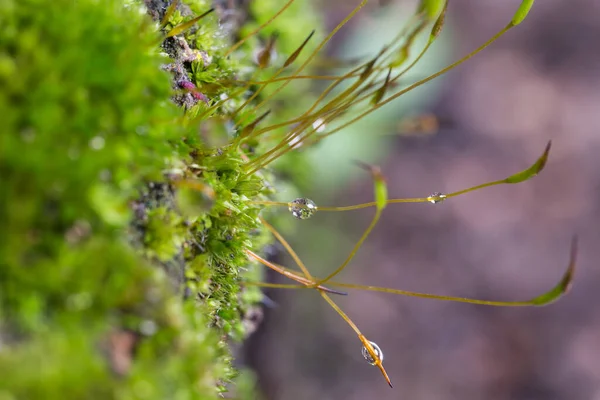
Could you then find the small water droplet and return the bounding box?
[289,135,303,149]
[288,198,317,220]
[361,341,384,365]
[312,118,326,133]
[428,192,446,204]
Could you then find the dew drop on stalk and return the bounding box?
[361,341,384,365]
[428,192,446,204]
[312,118,326,133]
[289,135,303,149]
[288,198,317,219]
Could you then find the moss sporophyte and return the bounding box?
[0,0,575,396]
[162,0,574,389]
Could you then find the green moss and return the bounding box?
[144,207,186,262]
[0,0,273,397]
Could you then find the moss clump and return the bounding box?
[0,0,275,397]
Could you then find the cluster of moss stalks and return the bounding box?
[0,0,318,397]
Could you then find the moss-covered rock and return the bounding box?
[0,0,283,397]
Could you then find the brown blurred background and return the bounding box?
[244,0,600,399]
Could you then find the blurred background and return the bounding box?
[243,0,600,399]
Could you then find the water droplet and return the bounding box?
[312,118,326,133]
[288,198,317,220]
[428,192,446,204]
[362,341,384,365]
[289,135,303,149]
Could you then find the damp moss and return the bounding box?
[0,0,287,397]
